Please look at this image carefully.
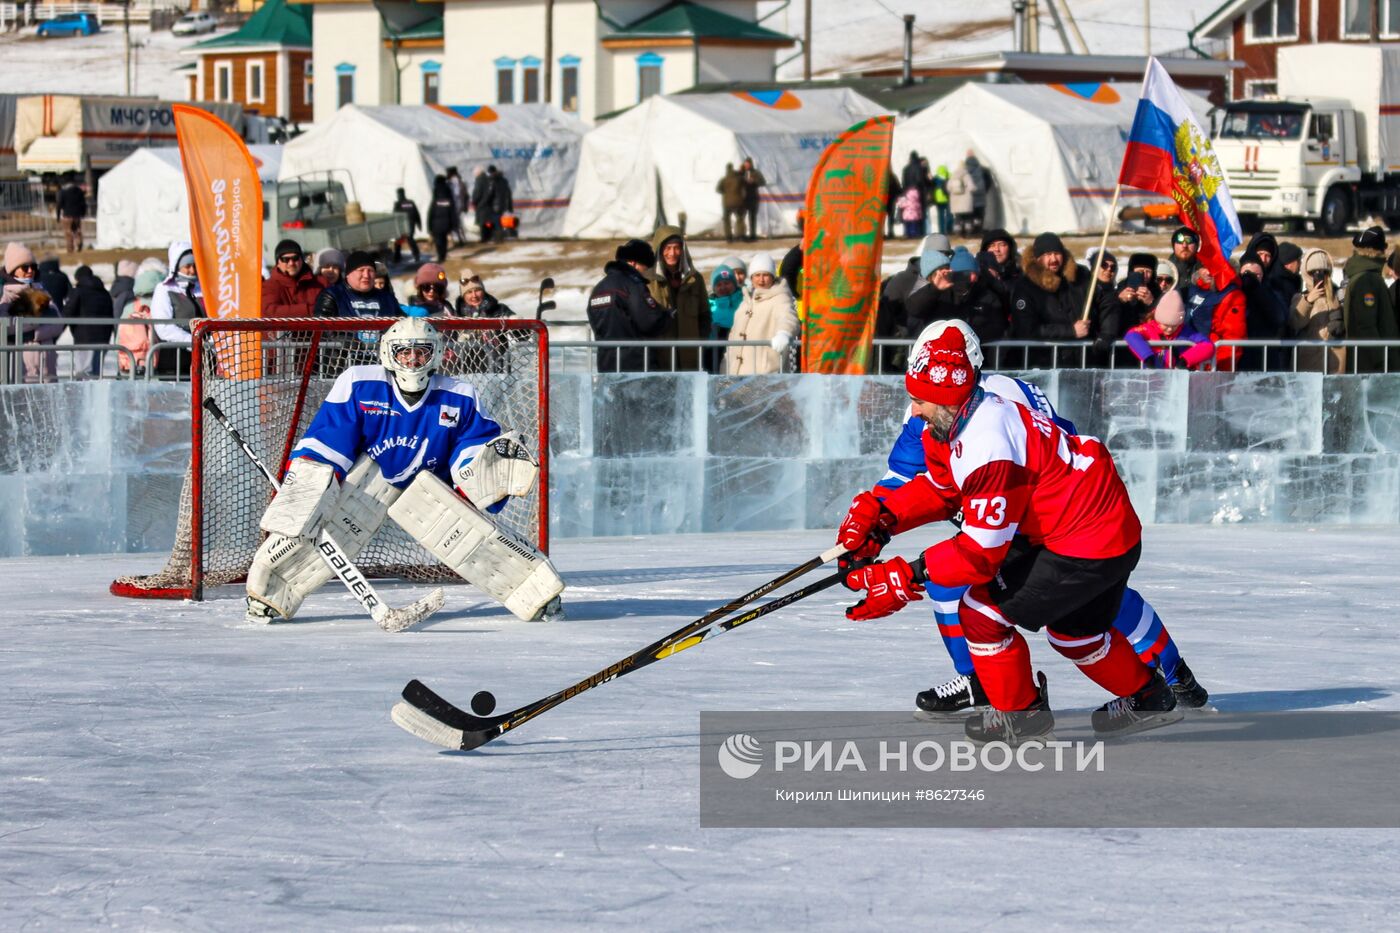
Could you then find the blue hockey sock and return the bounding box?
[1111,588,1182,685]
[927,583,974,677]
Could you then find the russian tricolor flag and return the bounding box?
[1119,58,1242,282]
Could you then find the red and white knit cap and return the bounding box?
[906,323,977,406]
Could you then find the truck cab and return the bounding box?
[1213,98,1359,234]
[261,171,409,266]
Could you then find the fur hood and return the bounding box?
[1021,245,1079,291]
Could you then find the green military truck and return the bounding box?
[262,170,410,265]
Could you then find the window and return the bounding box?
[421,61,441,105]
[637,52,663,103]
[495,57,516,104]
[1310,112,1335,143]
[335,63,355,109]
[1245,80,1278,99]
[246,61,264,104]
[1247,0,1298,41]
[521,56,541,104]
[214,62,232,102]
[1342,0,1400,36]
[560,55,580,113]
[303,60,313,106]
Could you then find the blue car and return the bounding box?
[37,12,100,37]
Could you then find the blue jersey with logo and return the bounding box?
[878,373,1076,489]
[290,365,502,490]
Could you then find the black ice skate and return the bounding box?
[1092,669,1183,737]
[964,672,1056,746]
[1169,657,1211,709]
[915,671,988,719]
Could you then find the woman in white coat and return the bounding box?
[724,253,799,375]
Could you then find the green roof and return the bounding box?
[192,0,312,50]
[609,1,792,43]
[389,16,443,41]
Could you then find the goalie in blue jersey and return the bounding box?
[245,317,564,625]
[860,320,1209,715]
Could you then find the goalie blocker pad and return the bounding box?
[388,471,563,621]
[247,455,401,619]
[453,431,540,510]
[260,459,338,539]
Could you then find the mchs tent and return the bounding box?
[892,82,1213,236]
[96,145,283,250]
[563,89,888,239]
[277,104,587,238]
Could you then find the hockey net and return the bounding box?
[111,317,548,600]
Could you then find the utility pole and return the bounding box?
[544,0,554,103]
[901,15,914,86]
[124,0,131,95]
[803,0,812,80]
[1144,0,1151,56]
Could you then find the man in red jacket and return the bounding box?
[261,238,323,318]
[838,324,1180,744]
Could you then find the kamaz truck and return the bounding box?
[1212,43,1400,234]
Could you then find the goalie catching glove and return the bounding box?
[453,431,539,509]
[844,557,926,621]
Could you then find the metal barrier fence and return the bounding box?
[6,317,1400,383]
[0,179,54,242]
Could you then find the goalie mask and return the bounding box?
[380,317,444,394]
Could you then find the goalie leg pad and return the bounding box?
[246,455,402,619]
[388,470,564,621]
[260,459,338,539]
[452,431,540,509]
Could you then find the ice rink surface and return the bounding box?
[4,525,1399,930]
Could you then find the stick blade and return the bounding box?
[391,701,466,749]
[375,587,446,633]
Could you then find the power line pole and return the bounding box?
[124,0,132,95]
[803,0,812,80]
[544,0,554,103]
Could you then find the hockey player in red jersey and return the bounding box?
[838,324,1181,743]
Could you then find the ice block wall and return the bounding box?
[1,371,1398,558]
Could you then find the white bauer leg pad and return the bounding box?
[388,470,564,621]
[452,431,540,509]
[247,455,402,620]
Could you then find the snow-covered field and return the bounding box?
[0,22,216,100]
[3,525,1398,929]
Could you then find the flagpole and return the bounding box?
[1080,183,1123,321]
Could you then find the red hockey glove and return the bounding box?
[836,491,897,570]
[844,557,925,621]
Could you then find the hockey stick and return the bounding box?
[392,544,849,750]
[203,398,445,633]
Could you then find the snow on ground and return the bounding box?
[0,21,213,100]
[769,0,1228,79]
[3,525,1399,929]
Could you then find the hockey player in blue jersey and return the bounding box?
[245,317,564,626]
[861,320,1208,715]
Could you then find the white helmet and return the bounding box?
[379,317,444,393]
[911,319,983,370]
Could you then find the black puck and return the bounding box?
[470,691,496,716]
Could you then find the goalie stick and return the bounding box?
[392,544,849,750]
[203,398,445,633]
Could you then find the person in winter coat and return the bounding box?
[717,164,746,242]
[1125,289,1214,370]
[0,242,63,383]
[897,184,926,239]
[314,250,402,318]
[109,259,137,329]
[64,265,114,377]
[316,248,345,288]
[726,253,799,375]
[901,151,930,204]
[406,263,451,317]
[647,225,711,371]
[906,246,1006,348]
[740,158,765,242]
[1169,226,1201,296]
[587,238,671,372]
[1155,260,1179,296]
[1082,248,1126,367]
[56,175,87,252]
[445,166,467,247]
[965,151,988,229]
[979,229,1020,307]
[116,269,164,375]
[454,269,514,318]
[426,176,456,263]
[931,164,952,235]
[473,165,513,243]
[148,241,203,375]
[1290,247,1344,374]
[262,238,322,318]
[1009,232,1089,367]
[1342,226,1399,373]
[392,187,422,262]
[1237,249,1289,371]
[948,160,976,235]
[1185,266,1247,371]
[708,264,743,373]
[38,258,70,308]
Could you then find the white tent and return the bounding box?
[563,88,888,239]
[892,82,1213,236]
[95,145,283,249]
[277,104,587,237]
